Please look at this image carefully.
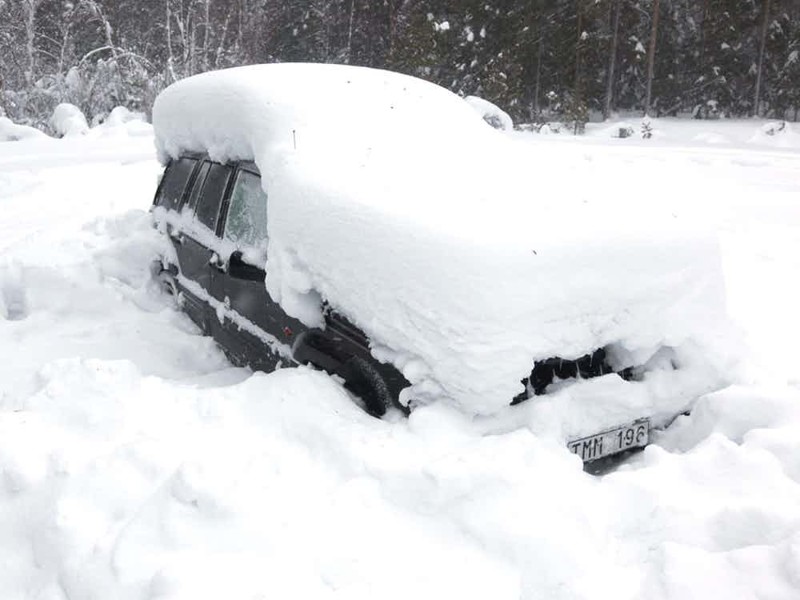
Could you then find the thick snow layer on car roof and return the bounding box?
[153,64,733,418]
[153,62,491,165]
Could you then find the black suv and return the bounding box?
[150,154,409,416]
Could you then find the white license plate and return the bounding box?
[567,419,649,462]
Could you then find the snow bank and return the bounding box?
[0,117,48,142]
[50,103,89,137]
[153,64,732,423]
[464,95,514,130]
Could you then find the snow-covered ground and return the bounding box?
[1,117,799,599]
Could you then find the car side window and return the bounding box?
[223,170,268,249]
[156,157,196,210]
[195,163,232,231]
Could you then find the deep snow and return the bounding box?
[0,117,799,599]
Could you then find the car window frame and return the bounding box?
[192,160,234,235]
[185,161,211,213]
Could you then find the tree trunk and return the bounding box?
[214,10,231,68]
[753,0,771,117]
[571,0,585,133]
[604,0,622,119]
[96,6,121,103]
[166,0,177,82]
[644,0,661,116]
[574,0,583,102]
[23,0,38,87]
[699,0,709,73]
[533,13,544,118]
[346,0,356,64]
[203,0,211,72]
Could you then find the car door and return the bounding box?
[172,160,233,333]
[210,166,306,370]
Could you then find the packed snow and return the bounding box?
[153,64,734,427]
[1,101,800,599]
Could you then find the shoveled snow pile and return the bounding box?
[153,64,733,427]
[464,94,514,130]
[50,103,89,137]
[1,114,800,600]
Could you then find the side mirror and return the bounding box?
[228,250,266,282]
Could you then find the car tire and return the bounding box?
[156,270,180,305]
[337,356,393,418]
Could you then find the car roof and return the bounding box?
[153,63,488,167]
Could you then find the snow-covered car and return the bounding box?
[150,63,733,463]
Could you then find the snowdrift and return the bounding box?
[0,117,49,142]
[464,94,514,130]
[153,64,733,424]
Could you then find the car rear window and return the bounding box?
[156,157,196,210]
[195,163,232,231]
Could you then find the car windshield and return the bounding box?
[224,170,267,249]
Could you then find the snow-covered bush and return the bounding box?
[50,103,89,137]
[92,106,153,138]
[104,106,145,127]
[463,95,514,131]
[562,95,588,135]
[761,120,787,136]
[593,121,634,138]
[692,99,721,120]
[749,120,799,147]
[641,116,654,139]
[0,117,49,142]
[518,122,562,135]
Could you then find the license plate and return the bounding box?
[567,418,650,462]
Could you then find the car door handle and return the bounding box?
[209,252,227,273]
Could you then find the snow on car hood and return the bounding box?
[153,64,733,417]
